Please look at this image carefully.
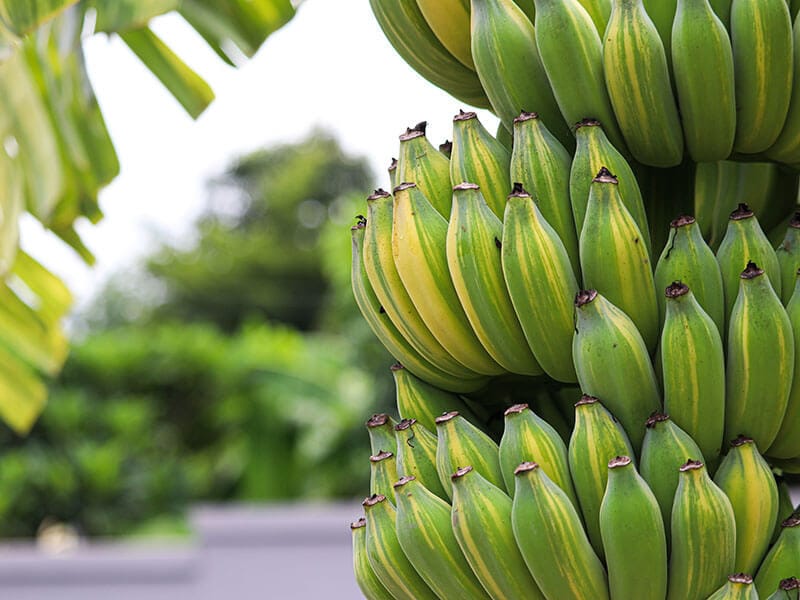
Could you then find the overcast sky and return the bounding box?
[21,0,497,312]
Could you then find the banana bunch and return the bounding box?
[349,106,800,598]
[369,0,800,169]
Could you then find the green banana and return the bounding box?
[572,289,662,453]
[351,517,396,600]
[766,577,800,600]
[768,270,800,459]
[717,204,782,323]
[667,460,737,600]
[501,184,580,383]
[725,261,794,450]
[603,0,684,167]
[351,217,488,393]
[568,395,636,560]
[499,403,578,505]
[640,412,705,540]
[450,465,547,600]
[730,0,793,154]
[755,516,800,598]
[655,215,725,334]
[362,494,438,600]
[570,119,650,251]
[368,0,491,109]
[415,0,475,69]
[777,214,800,305]
[599,455,668,600]
[705,574,760,600]
[671,0,736,162]
[767,10,800,165]
[367,413,399,456]
[396,122,453,219]
[774,476,797,543]
[436,411,506,499]
[512,461,610,600]
[450,111,512,220]
[447,182,543,375]
[470,0,571,146]
[510,111,580,274]
[370,450,399,502]
[579,167,659,351]
[661,282,726,464]
[533,0,627,153]
[392,364,479,433]
[393,475,492,599]
[392,182,506,376]
[578,0,612,31]
[643,0,677,61]
[395,418,448,499]
[364,191,485,382]
[714,435,780,575]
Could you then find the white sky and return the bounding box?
[21,0,497,312]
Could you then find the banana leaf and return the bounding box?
[0,0,298,433]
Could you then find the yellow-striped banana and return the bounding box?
[450,465,547,600]
[570,119,650,251]
[393,475,492,599]
[501,184,580,383]
[671,0,736,162]
[730,0,793,154]
[392,182,505,375]
[450,111,512,220]
[667,460,737,600]
[396,123,453,219]
[499,403,578,506]
[640,413,705,540]
[725,261,794,450]
[436,410,506,499]
[470,0,571,145]
[568,395,636,560]
[416,0,475,69]
[768,269,800,459]
[713,435,780,575]
[447,182,543,375]
[512,461,610,600]
[391,364,480,433]
[364,191,486,382]
[351,517,396,600]
[706,574,760,600]
[603,0,684,167]
[370,450,399,502]
[573,288,661,453]
[395,418,448,499]
[533,0,627,154]
[367,413,398,456]
[655,215,725,334]
[351,218,488,393]
[579,167,659,351]
[510,112,580,274]
[368,0,491,109]
[767,10,800,165]
[717,204,782,323]
[755,516,800,598]
[362,494,438,600]
[661,282,726,465]
[599,455,668,600]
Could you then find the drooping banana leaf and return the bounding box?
[0,0,298,434]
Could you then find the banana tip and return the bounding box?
[451,466,473,481]
[504,403,529,417]
[435,411,459,425]
[367,413,391,428]
[370,450,393,463]
[665,281,689,299]
[454,109,477,122]
[350,517,366,530]
[730,203,754,220]
[608,456,632,469]
[728,574,753,585]
[574,289,598,307]
[393,475,415,489]
[514,461,539,475]
[645,412,670,428]
[395,418,416,431]
[575,394,599,407]
[670,215,695,228]
[741,261,764,279]
[679,459,704,472]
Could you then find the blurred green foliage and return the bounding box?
[0,131,395,537]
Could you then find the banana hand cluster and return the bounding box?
[350,105,800,598]
[370,0,800,169]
